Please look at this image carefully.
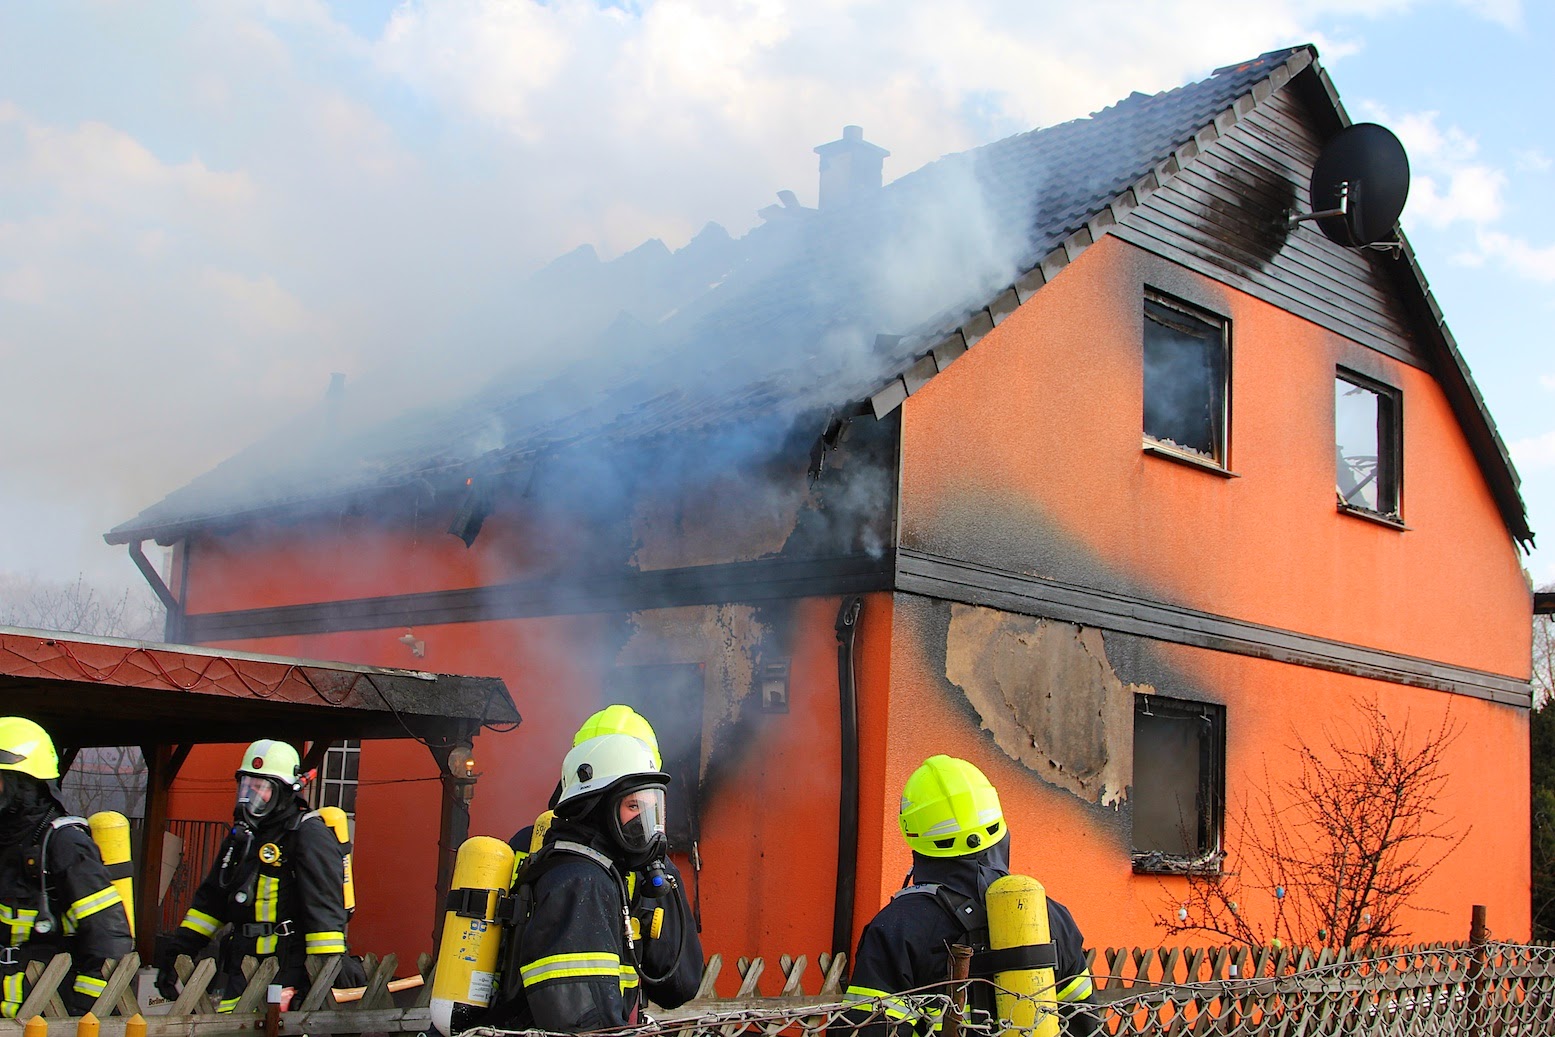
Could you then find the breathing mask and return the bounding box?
[235,773,283,825]
[609,783,668,870]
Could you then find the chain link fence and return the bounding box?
[466,940,1555,1037]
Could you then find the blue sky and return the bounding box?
[0,0,1552,603]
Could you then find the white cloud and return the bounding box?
[1515,149,1552,174]
[1475,230,1555,282]
[1512,430,1555,471]
[1540,374,1555,391]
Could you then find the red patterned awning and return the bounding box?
[0,626,517,748]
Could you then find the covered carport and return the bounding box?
[0,626,518,960]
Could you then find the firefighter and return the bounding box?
[507,705,702,1011]
[155,739,357,1011]
[840,756,1098,1037]
[486,733,671,1032]
[0,717,132,1017]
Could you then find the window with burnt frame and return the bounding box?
[1335,370,1402,521]
[1142,292,1230,467]
[1131,695,1224,872]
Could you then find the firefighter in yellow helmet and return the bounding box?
[486,733,672,1031]
[840,756,1097,1036]
[0,717,132,1018]
[506,706,702,1012]
[156,740,361,1011]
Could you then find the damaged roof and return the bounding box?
[108,45,1532,550]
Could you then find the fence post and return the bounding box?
[943,943,972,1037]
[1466,904,1488,1036]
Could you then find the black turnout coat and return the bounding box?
[841,845,1098,1037]
[166,798,351,1006]
[509,821,702,1011]
[0,800,132,1017]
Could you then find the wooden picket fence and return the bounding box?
[0,950,434,1037]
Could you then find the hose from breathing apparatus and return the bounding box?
[632,856,688,987]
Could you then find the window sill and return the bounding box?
[1336,502,1408,531]
[1132,852,1226,877]
[1143,441,1238,478]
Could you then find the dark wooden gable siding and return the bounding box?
[1110,87,1423,368]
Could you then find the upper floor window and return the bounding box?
[1132,694,1225,873]
[1335,370,1402,521]
[1143,291,1230,468]
[312,739,360,817]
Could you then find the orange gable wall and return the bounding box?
[888,233,1532,942]
[898,235,1529,676]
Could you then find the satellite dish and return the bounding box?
[1296,123,1410,247]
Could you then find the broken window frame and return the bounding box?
[1130,694,1225,875]
[1141,290,1232,472]
[1335,367,1403,524]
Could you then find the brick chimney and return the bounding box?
[814,125,889,210]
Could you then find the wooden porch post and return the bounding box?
[431,727,476,949]
[136,743,190,962]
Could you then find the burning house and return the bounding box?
[107,45,1534,974]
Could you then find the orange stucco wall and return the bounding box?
[166,593,896,989]
[898,235,1530,677]
[881,594,1529,946]
[887,233,1532,942]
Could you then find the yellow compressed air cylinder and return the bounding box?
[986,874,1058,1037]
[86,812,134,938]
[317,806,356,915]
[430,836,516,1036]
[511,810,555,883]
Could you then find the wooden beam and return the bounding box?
[137,744,190,961]
[430,729,476,950]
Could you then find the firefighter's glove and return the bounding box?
[155,966,180,1002]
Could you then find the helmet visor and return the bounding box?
[236,774,281,819]
[615,786,667,853]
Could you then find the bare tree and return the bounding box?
[0,573,164,640]
[1533,594,1554,710]
[0,572,164,817]
[1163,699,1465,950]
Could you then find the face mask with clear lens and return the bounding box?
[236,774,280,819]
[616,787,666,852]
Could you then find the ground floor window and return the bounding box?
[1131,695,1224,872]
[311,739,360,817]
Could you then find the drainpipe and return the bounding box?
[832,595,863,959]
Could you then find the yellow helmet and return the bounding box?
[237,739,302,788]
[574,705,662,770]
[899,755,1007,858]
[0,717,59,780]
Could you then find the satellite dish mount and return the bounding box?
[1288,123,1410,253]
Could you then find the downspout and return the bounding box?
[832,594,863,959]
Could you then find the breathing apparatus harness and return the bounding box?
[892,880,1059,1005]
[495,839,638,1007]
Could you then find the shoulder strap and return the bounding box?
[50,816,88,831]
[550,840,617,873]
[932,886,989,942]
